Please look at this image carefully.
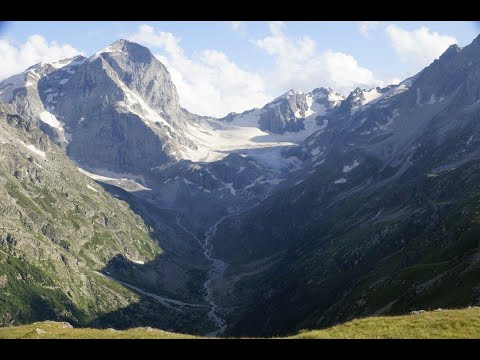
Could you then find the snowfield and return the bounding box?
[343,160,360,173]
[179,108,332,168]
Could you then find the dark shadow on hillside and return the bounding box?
[89,252,212,335]
[85,183,213,335]
[22,293,89,328]
[97,182,209,267]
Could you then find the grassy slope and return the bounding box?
[2,308,480,339]
[0,321,197,339]
[291,307,480,339]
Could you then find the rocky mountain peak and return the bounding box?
[438,43,462,62]
[345,87,365,106]
[273,89,296,102]
[85,39,184,128]
[109,38,131,48]
[99,39,155,64]
[311,87,331,97]
[470,33,480,46]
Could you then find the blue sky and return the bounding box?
[1,21,478,117]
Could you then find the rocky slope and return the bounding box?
[0,103,168,327]
[208,34,480,336]
[0,103,218,334]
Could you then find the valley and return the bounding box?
[2,33,480,338]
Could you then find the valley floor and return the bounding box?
[2,308,480,339]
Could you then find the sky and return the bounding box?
[0,21,479,117]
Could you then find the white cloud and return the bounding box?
[129,24,182,55]
[129,25,269,117]
[253,21,383,96]
[253,22,316,61]
[390,77,402,85]
[358,21,379,37]
[231,21,246,35]
[0,35,84,80]
[231,21,242,31]
[385,25,457,72]
[127,23,391,117]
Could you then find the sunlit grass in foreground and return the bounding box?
[1,307,480,339]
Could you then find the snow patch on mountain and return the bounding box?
[343,160,360,173]
[17,140,46,158]
[416,88,422,106]
[50,56,86,70]
[363,89,382,105]
[77,167,151,192]
[380,108,400,131]
[243,176,265,190]
[116,80,174,134]
[178,115,326,167]
[39,110,62,129]
[426,94,444,105]
[328,92,344,104]
[86,184,98,193]
[125,253,145,265]
[223,183,236,195]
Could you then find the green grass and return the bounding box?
[0,321,197,339]
[6,183,43,215]
[290,307,480,339]
[2,308,480,339]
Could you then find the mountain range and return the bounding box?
[1,35,480,336]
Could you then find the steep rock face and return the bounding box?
[222,88,343,135]
[54,53,170,173]
[99,40,182,125]
[0,103,161,326]
[258,90,309,133]
[53,40,202,174]
[0,56,87,147]
[0,40,200,175]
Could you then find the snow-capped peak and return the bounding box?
[362,88,383,105]
[49,55,86,69]
[273,89,297,102]
[22,55,86,73]
[91,39,152,62]
[345,86,395,114]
